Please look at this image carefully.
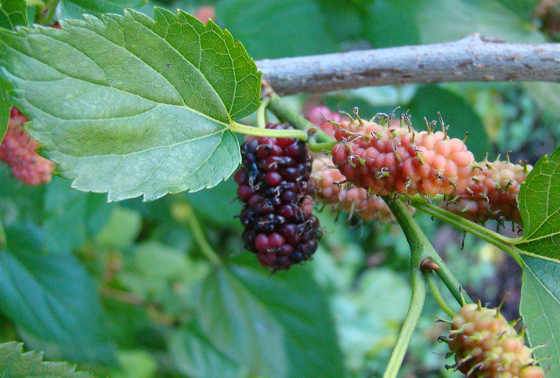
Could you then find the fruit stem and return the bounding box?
[308,141,337,153]
[409,196,523,265]
[256,98,270,129]
[267,93,334,144]
[36,0,59,25]
[382,198,426,378]
[230,121,307,141]
[425,273,456,318]
[173,201,222,266]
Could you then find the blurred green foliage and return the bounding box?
[1,0,559,377]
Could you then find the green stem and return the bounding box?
[386,197,471,305]
[256,98,270,129]
[425,273,455,318]
[230,121,307,140]
[409,197,523,265]
[36,0,59,25]
[308,141,336,153]
[267,94,334,143]
[177,202,221,266]
[382,198,426,378]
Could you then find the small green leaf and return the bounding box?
[520,255,560,377]
[0,0,27,30]
[170,323,246,378]
[0,342,91,378]
[409,85,489,159]
[0,230,114,363]
[517,147,560,260]
[192,255,346,378]
[0,8,260,201]
[217,0,338,59]
[60,0,147,18]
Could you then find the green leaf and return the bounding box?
[96,207,141,248]
[217,0,338,59]
[0,0,27,30]
[191,255,345,378]
[517,147,560,260]
[170,323,246,378]
[0,342,91,378]
[0,233,114,363]
[0,77,10,142]
[408,85,489,159]
[186,178,241,229]
[0,8,260,201]
[520,255,560,377]
[60,0,148,18]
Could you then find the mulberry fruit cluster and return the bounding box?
[331,118,475,196]
[447,304,543,378]
[311,156,393,222]
[235,124,321,270]
[446,160,531,223]
[0,108,54,185]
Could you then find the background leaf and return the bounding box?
[0,8,260,201]
[520,255,560,377]
[60,0,148,18]
[0,77,10,142]
[0,230,114,363]
[0,0,27,30]
[187,255,346,378]
[0,342,91,378]
[517,147,560,260]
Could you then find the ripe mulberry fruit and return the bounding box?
[311,156,394,222]
[0,108,54,185]
[331,118,475,196]
[235,124,321,270]
[445,160,531,223]
[447,303,543,378]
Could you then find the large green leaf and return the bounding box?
[0,342,91,378]
[409,85,489,159]
[191,255,345,378]
[217,0,338,59]
[520,255,560,376]
[0,8,260,201]
[0,229,114,363]
[60,0,147,18]
[0,0,27,30]
[517,147,560,260]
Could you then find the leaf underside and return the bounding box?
[0,8,260,201]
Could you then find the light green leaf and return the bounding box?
[96,207,141,248]
[409,85,489,159]
[0,342,91,378]
[217,0,338,59]
[60,0,147,18]
[0,0,27,30]
[520,255,560,376]
[0,230,114,363]
[193,255,345,378]
[170,323,246,378]
[0,8,261,201]
[517,147,560,260]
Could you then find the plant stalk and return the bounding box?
[256,98,270,129]
[230,121,307,140]
[425,273,455,318]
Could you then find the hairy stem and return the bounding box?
[230,121,307,140]
[36,0,59,25]
[382,198,426,378]
[409,197,523,265]
[257,34,560,94]
[267,93,333,143]
[425,273,456,318]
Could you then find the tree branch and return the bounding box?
[257,34,560,95]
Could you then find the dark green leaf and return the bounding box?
[187,178,241,229]
[193,255,345,378]
[0,342,91,378]
[0,235,114,363]
[497,0,540,20]
[0,8,260,201]
[364,0,421,47]
[60,0,148,18]
[170,323,246,378]
[0,0,27,30]
[408,85,489,159]
[520,255,560,377]
[517,147,560,260]
[217,0,338,59]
